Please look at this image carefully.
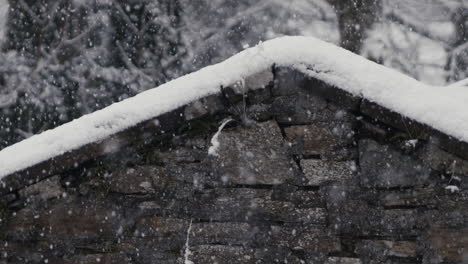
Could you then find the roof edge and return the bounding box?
[1,36,467,190]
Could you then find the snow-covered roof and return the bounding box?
[1,36,467,180]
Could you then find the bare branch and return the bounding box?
[385,11,451,48]
[114,2,139,34]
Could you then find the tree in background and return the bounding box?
[0,0,467,149]
[326,0,383,53]
[0,0,186,148]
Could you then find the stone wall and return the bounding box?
[0,67,467,263]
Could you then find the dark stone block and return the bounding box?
[272,67,302,96]
[190,222,258,246]
[359,139,430,188]
[360,100,428,141]
[209,121,297,186]
[424,226,468,263]
[300,159,356,186]
[300,75,361,111]
[266,225,341,253]
[5,198,128,243]
[190,245,255,264]
[184,94,225,121]
[430,129,468,162]
[188,188,325,224]
[271,94,331,125]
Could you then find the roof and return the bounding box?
[1,36,467,183]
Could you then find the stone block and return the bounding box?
[18,175,63,204]
[190,222,257,246]
[190,245,255,264]
[246,70,274,91]
[426,226,468,263]
[135,216,189,237]
[285,122,355,157]
[5,199,125,243]
[285,125,337,155]
[380,187,437,208]
[68,253,132,264]
[107,166,164,194]
[271,188,325,208]
[189,188,325,224]
[184,94,225,121]
[327,195,420,237]
[301,75,361,111]
[300,159,355,186]
[325,257,362,264]
[360,100,428,140]
[272,67,301,96]
[356,240,417,259]
[359,139,430,188]
[211,121,297,186]
[268,225,341,253]
[246,104,272,121]
[271,94,332,125]
[421,138,468,176]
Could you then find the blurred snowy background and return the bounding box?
[0,0,466,149]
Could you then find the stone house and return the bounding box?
[0,37,467,263]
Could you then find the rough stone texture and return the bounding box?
[1,68,468,263]
[426,226,468,263]
[300,159,355,186]
[359,139,430,188]
[325,257,363,264]
[211,120,297,185]
[184,94,225,121]
[18,175,63,204]
[285,125,337,155]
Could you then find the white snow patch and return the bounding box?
[405,139,418,148]
[1,36,468,180]
[184,219,193,264]
[208,119,233,157]
[445,185,460,193]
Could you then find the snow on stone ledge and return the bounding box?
[0,36,467,179]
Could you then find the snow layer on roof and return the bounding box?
[0,36,466,179]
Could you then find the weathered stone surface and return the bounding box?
[379,187,437,208]
[184,94,225,121]
[301,75,361,111]
[5,199,126,243]
[190,222,258,246]
[271,188,325,208]
[356,240,417,259]
[18,175,64,204]
[268,225,341,253]
[246,70,274,91]
[360,100,428,140]
[427,226,468,263]
[190,245,255,264]
[327,197,420,237]
[300,159,355,186]
[421,138,468,176]
[272,67,301,96]
[359,139,430,188]
[107,166,161,194]
[191,188,326,224]
[68,253,132,264]
[212,121,297,185]
[271,94,332,125]
[325,257,362,264]
[285,125,337,155]
[135,216,189,237]
[246,104,272,121]
[285,122,355,158]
